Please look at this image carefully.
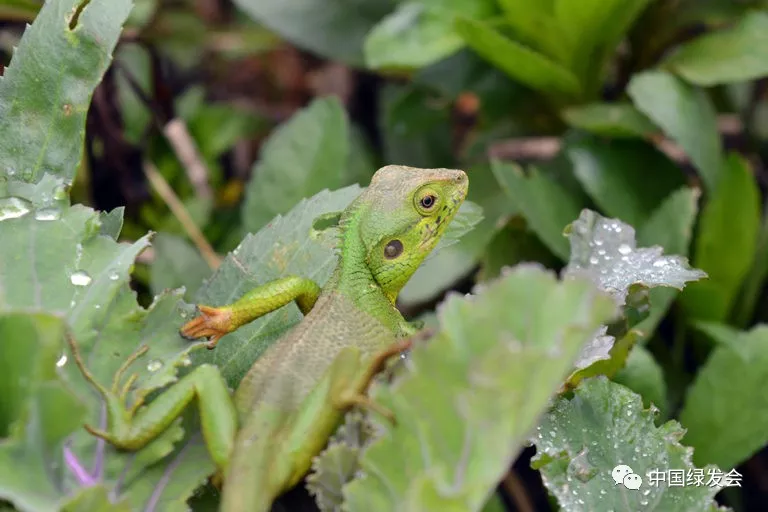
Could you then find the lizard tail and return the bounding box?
[218,414,290,512]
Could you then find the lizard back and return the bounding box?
[233,288,398,416]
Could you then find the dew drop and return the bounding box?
[0,196,32,221]
[589,256,599,265]
[35,207,61,221]
[108,271,120,281]
[147,360,163,372]
[181,355,192,367]
[56,354,68,367]
[594,239,603,246]
[70,270,92,286]
[618,243,632,255]
[597,249,606,256]
[69,270,93,286]
[652,259,667,267]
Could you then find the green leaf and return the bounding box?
[306,411,371,512]
[496,0,570,64]
[198,185,482,385]
[343,265,618,511]
[492,161,586,260]
[682,154,760,323]
[400,165,512,305]
[628,71,723,192]
[232,0,392,66]
[564,209,706,369]
[613,344,667,412]
[0,313,87,512]
[552,0,652,95]
[533,377,724,511]
[114,43,152,145]
[477,221,560,282]
[0,176,211,508]
[150,233,211,300]
[565,135,686,227]
[680,325,768,470]
[242,97,350,233]
[564,209,707,306]
[365,1,495,70]
[455,16,582,101]
[562,103,658,138]
[0,0,133,184]
[379,83,454,170]
[635,187,700,337]
[664,11,768,86]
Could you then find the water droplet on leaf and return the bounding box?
[35,207,60,221]
[70,270,92,286]
[147,360,163,372]
[618,243,632,255]
[0,196,32,221]
[56,354,68,367]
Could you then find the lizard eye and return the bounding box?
[420,195,436,209]
[384,240,403,259]
[415,187,440,214]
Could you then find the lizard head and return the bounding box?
[355,165,468,303]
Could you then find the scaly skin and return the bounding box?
[69,165,468,512]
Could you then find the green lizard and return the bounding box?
[69,165,468,511]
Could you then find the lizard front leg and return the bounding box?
[181,275,321,348]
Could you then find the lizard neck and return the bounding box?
[329,202,406,333]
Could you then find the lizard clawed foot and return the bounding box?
[337,392,397,425]
[84,423,118,444]
[179,305,234,349]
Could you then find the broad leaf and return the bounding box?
[455,16,582,101]
[0,313,88,512]
[682,154,760,323]
[664,11,768,86]
[242,97,350,233]
[635,187,700,338]
[628,71,722,192]
[552,0,653,97]
[565,135,686,227]
[150,233,211,301]
[343,265,618,511]
[232,0,392,66]
[492,161,585,260]
[533,377,725,512]
[496,0,569,64]
[563,209,707,369]
[365,1,495,70]
[561,103,658,139]
[680,325,768,470]
[0,176,209,509]
[379,83,454,169]
[613,344,667,412]
[0,0,133,184]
